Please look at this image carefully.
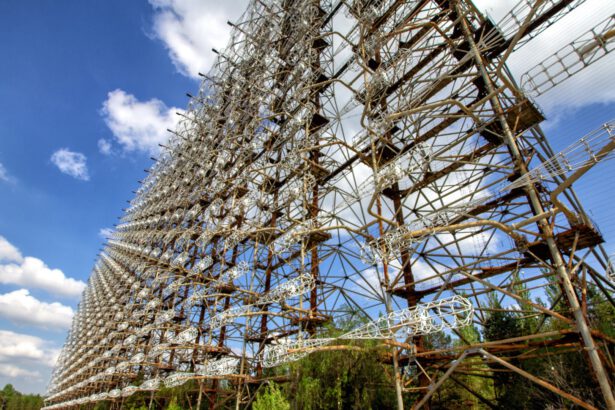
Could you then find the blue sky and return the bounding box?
[0,0,613,395]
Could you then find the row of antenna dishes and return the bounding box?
[44,296,472,409]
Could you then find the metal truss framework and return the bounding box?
[45,1,615,409]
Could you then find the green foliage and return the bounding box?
[33,281,614,410]
[0,384,45,410]
[119,385,149,410]
[124,400,149,410]
[587,283,615,338]
[155,379,198,409]
[533,278,615,408]
[285,342,397,410]
[271,312,400,410]
[92,401,111,409]
[484,308,522,342]
[425,327,495,410]
[477,272,615,409]
[483,291,531,409]
[253,382,290,410]
[166,397,183,410]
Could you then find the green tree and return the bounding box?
[528,277,615,408]
[483,293,532,410]
[253,382,290,410]
[0,384,44,410]
[166,397,183,410]
[273,311,399,410]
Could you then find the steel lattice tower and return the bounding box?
[45,1,615,409]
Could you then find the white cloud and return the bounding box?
[407,258,442,288]
[0,256,86,298]
[0,363,40,379]
[0,236,23,263]
[0,330,60,368]
[0,236,85,298]
[99,227,114,239]
[0,162,13,183]
[0,289,74,330]
[101,89,182,154]
[50,148,90,181]
[145,0,613,110]
[435,227,501,258]
[350,268,387,301]
[148,0,245,78]
[0,330,59,392]
[474,0,615,118]
[97,138,113,155]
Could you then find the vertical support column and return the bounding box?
[256,186,279,375]
[456,3,615,408]
[308,0,324,333]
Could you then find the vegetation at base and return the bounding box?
[424,273,615,410]
[246,311,402,410]
[252,382,289,410]
[44,275,615,409]
[0,384,45,410]
[242,279,610,409]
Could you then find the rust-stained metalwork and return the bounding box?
[45,0,615,409]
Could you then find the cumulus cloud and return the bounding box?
[0,330,60,368]
[350,268,387,300]
[0,236,23,263]
[0,289,74,330]
[0,257,86,298]
[435,227,501,258]
[148,0,245,78]
[474,0,615,118]
[0,236,85,298]
[0,330,59,390]
[50,148,90,181]
[101,89,182,154]
[97,138,113,155]
[0,364,40,379]
[146,0,614,111]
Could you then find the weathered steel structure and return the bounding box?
[45,0,615,409]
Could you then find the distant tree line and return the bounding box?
[0,384,44,410]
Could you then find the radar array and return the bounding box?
[45,0,615,409]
